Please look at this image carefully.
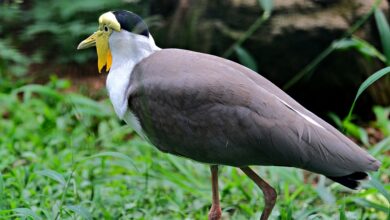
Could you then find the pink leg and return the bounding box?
[240,167,277,220]
[208,165,222,220]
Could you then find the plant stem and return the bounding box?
[54,169,75,220]
[282,0,383,90]
[283,46,334,90]
[223,12,271,58]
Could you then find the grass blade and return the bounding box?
[369,136,390,156]
[283,45,334,90]
[36,169,66,186]
[223,0,273,58]
[68,93,112,117]
[333,37,386,62]
[0,173,4,209]
[13,208,42,220]
[66,205,92,220]
[339,202,347,220]
[374,9,390,64]
[258,0,273,15]
[85,151,132,161]
[352,198,389,213]
[315,176,336,204]
[373,106,390,135]
[346,66,390,121]
[342,120,369,145]
[81,151,138,172]
[12,84,63,101]
[369,177,390,203]
[327,112,343,129]
[235,46,258,71]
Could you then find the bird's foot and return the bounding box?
[208,204,222,220]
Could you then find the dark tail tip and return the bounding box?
[327,172,369,190]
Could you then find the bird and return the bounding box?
[77,10,381,220]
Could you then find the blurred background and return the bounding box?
[1,0,390,118]
[0,0,389,219]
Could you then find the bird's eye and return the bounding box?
[104,26,109,32]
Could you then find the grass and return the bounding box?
[0,77,389,220]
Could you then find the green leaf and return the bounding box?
[352,198,389,213]
[339,203,347,220]
[0,173,4,209]
[66,205,92,220]
[342,120,369,145]
[12,84,63,101]
[327,112,343,129]
[166,155,204,187]
[374,9,390,64]
[346,66,390,120]
[25,22,63,37]
[0,173,3,194]
[36,169,66,186]
[369,137,390,156]
[13,208,42,220]
[373,106,390,135]
[81,151,138,172]
[85,151,132,161]
[235,46,258,71]
[315,176,336,204]
[369,177,390,203]
[258,0,273,15]
[333,37,386,62]
[332,38,356,49]
[67,93,112,117]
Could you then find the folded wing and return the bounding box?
[128,49,380,186]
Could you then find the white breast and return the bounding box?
[106,30,160,138]
[106,60,134,119]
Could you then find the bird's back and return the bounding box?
[128,49,380,186]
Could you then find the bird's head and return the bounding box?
[77,10,151,73]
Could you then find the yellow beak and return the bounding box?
[77,31,112,73]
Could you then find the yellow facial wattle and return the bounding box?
[95,31,112,73]
[77,12,120,73]
[77,31,112,73]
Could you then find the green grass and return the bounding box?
[0,78,389,220]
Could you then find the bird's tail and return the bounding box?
[327,172,370,190]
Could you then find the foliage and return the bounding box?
[345,66,390,122]
[332,37,386,63]
[0,0,147,76]
[225,0,273,71]
[374,8,390,65]
[282,0,390,107]
[0,77,388,219]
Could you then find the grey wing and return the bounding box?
[129,63,268,165]
[128,49,380,177]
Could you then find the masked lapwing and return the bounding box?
[77,10,381,220]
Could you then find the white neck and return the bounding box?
[106,31,160,119]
